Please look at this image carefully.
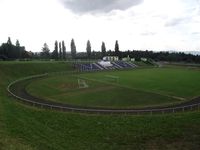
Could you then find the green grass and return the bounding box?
[26,73,179,109]
[80,68,200,98]
[0,61,200,149]
[26,68,200,109]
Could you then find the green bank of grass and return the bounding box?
[0,61,200,149]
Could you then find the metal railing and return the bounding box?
[7,73,200,115]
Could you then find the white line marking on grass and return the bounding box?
[74,75,186,101]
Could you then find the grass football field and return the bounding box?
[26,68,200,109]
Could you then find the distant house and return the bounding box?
[131,58,135,62]
[122,55,131,61]
[141,58,147,62]
[103,56,118,61]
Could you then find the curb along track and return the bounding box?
[7,73,200,115]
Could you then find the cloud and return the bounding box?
[192,32,200,35]
[140,32,156,36]
[60,0,143,14]
[165,17,190,27]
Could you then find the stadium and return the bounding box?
[1,0,200,148]
[0,59,200,149]
[7,58,200,115]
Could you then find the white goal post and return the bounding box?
[78,78,89,88]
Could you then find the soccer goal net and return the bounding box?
[78,78,89,89]
[104,75,119,83]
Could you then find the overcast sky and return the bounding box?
[0,0,200,52]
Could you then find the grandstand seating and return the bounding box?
[111,62,122,69]
[114,61,134,68]
[76,61,137,72]
[78,63,101,71]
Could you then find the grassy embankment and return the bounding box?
[0,61,200,149]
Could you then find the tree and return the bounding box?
[62,41,66,60]
[52,40,59,60]
[7,37,12,45]
[6,37,14,58]
[16,40,21,58]
[41,43,50,59]
[16,40,20,47]
[101,41,106,57]
[0,37,29,59]
[71,38,76,59]
[86,40,91,59]
[114,40,119,57]
[59,42,62,59]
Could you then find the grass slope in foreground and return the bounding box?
[27,68,200,109]
[0,61,200,149]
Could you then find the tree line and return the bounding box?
[0,37,30,60]
[40,41,67,60]
[1,37,200,63]
[37,39,76,60]
[0,37,119,60]
[33,39,119,60]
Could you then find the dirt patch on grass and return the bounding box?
[53,85,116,97]
[58,83,78,90]
[79,85,115,93]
